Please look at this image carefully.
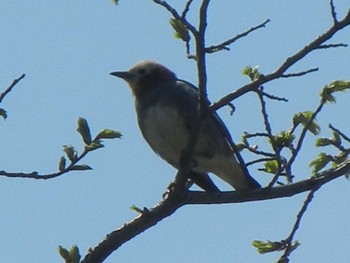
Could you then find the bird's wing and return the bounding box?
[176,79,249,175]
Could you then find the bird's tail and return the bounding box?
[216,158,261,191]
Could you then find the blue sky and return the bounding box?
[1,1,350,262]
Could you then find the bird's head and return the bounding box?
[110,60,177,98]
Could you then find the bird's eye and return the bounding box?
[137,68,146,75]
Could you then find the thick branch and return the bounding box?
[186,159,350,205]
[81,159,350,262]
[81,190,187,263]
[196,0,210,105]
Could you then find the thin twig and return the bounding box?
[246,157,275,166]
[281,68,319,78]
[0,74,25,103]
[0,146,90,180]
[317,43,348,49]
[278,188,319,261]
[181,0,194,19]
[2,141,124,182]
[226,102,235,115]
[330,0,338,24]
[286,101,325,174]
[256,88,287,186]
[260,90,288,102]
[247,147,276,158]
[243,132,269,138]
[329,124,350,143]
[205,19,270,53]
[152,0,198,36]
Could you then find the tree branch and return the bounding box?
[210,9,350,111]
[186,158,350,204]
[278,188,318,261]
[280,67,319,78]
[0,74,25,103]
[329,124,350,143]
[285,102,325,179]
[152,0,198,36]
[81,159,350,262]
[77,3,350,262]
[205,19,270,53]
[255,88,285,186]
[81,189,188,263]
[317,43,348,49]
[0,146,90,180]
[181,0,194,19]
[330,0,338,24]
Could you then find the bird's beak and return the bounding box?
[110,71,134,81]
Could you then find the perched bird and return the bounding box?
[110,60,260,191]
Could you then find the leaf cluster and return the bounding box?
[252,240,300,256]
[58,245,81,263]
[310,125,350,175]
[240,79,350,186]
[58,117,122,173]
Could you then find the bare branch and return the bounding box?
[152,0,198,36]
[205,19,271,53]
[81,188,188,263]
[181,0,194,19]
[246,147,276,158]
[330,0,338,24]
[255,88,286,186]
[278,188,318,261]
[210,10,350,111]
[196,0,210,106]
[0,146,90,180]
[0,74,25,103]
[244,132,269,138]
[329,124,350,143]
[256,89,273,140]
[281,67,319,78]
[186,159,350,205]
[0,119,122,180]
[81,160,350,262]
[317,43,348,49]
[246,157,274,166]
[227,102,235,115]
[260,90,288,102]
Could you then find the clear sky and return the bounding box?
[1,1,350,262]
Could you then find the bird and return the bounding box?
[110,60,260,192]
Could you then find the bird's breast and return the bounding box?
[138,104,190,168]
